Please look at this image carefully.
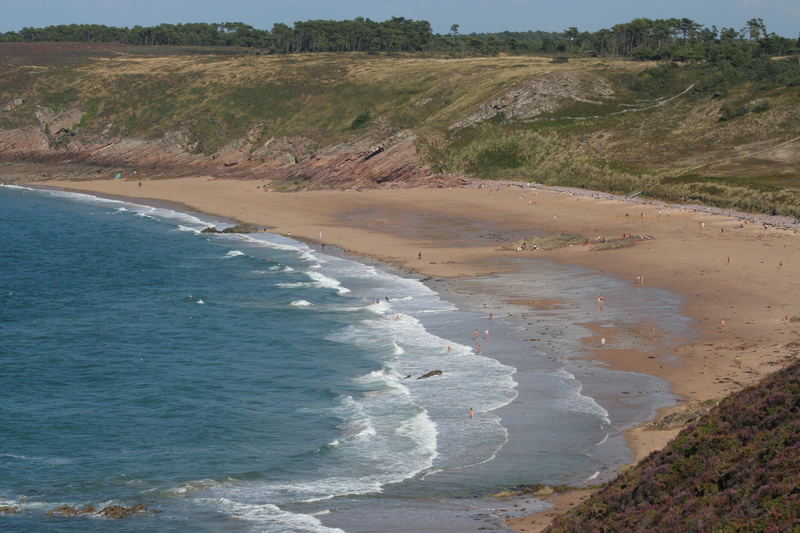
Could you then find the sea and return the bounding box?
[0,184,690,532]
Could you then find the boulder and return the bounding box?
[0,506,20,514]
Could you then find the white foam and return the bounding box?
[585,470,600,482]
[196,299,205,305]
[291,300,313,308]
[177,224,200,233]
[206,498,345,533]
[223,250,245,259]
[306,271,350,295]
[277,282,311,290]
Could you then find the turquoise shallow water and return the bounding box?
[0,185,686,532]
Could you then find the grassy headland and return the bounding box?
[1,42,799,215]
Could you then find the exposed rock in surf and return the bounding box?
[97,504,149,519]
[489,484,577,498]
[0,506,20,514]
[47,505,96,516]
[222,223,260,233]
[417,370,443,379]
[46,503,150,519]
[201,223,262,234]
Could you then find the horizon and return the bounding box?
[0,0,797,38]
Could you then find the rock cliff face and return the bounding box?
[0,109,460,188]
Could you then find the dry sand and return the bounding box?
[35,177,800,531]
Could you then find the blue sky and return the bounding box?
[0,0,797,36]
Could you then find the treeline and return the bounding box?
[0,18,433,52]
[0,17,797,61]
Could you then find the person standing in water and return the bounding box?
[469,408,475,418]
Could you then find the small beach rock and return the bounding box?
[201,226,221,233]
[417,370,443,379]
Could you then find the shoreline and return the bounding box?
[17,176,800,530]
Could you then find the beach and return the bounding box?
[30,176,800,530]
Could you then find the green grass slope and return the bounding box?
[1,43,799,214]
[546,359,800,533]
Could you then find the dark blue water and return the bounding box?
[0,186,525,532]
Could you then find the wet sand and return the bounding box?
[31,177,800,530]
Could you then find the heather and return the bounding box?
[547,360,800,532]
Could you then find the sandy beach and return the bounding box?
[32,176,800,531]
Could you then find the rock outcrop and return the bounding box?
[47,503,149,519]
[451,71,615,130]
[202,223,262,234]
[417,370,443,379]
[2,98,25,112]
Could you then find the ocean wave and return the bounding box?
[2,185,212,230]
[239,233,320,264]
[204,498,345,533]
[223,250,245,259]
[306,271,350,295]
[553,369,612,425]
[290,300,313,308]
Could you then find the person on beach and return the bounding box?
[488,311,493,320]
[469,408,475,418]
[600,336,606,346]
[597,295,605,311]
[417,251,422,260]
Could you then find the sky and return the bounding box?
[0,0,797,37]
